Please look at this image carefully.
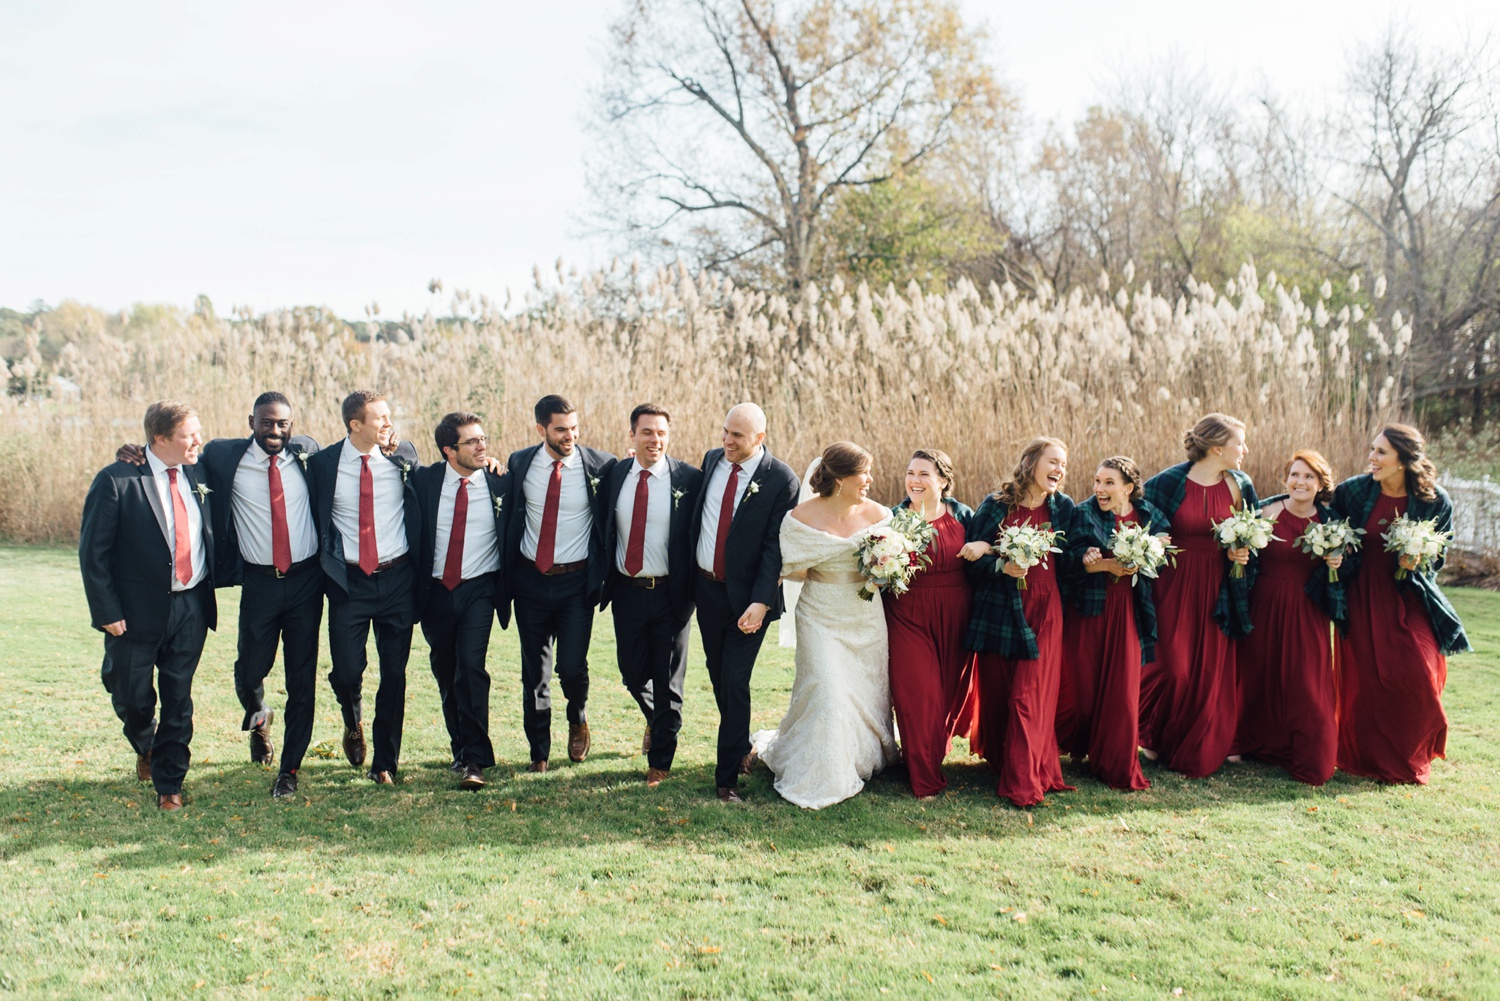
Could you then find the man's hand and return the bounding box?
[102,620,127,636]
[483,456,504,474]
[738,602,769,634]
[115,443,147,465]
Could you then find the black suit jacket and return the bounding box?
[198,434,320,587]
[598,455,704,621]
[500,443,617,611]
[307,438,423,601]
[79,459,218,641]
[688,447,799,623]
[412,460,512,628]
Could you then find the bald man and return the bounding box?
[688,403,799,802]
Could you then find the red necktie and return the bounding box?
[358,454,378,575]
[268,457,292,573]
[534,459,563,573]
[711,462,741,580]
[442,477,469,591]
[623,469,651,576]
[167,467,193,586]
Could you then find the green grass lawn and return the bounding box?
[1,545,1497,1000]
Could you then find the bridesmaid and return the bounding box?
[1141,413,1258,778]
[960,437,1076,808]
[1235,450,1345,785]
[1334,424,1470,785]
[1061,456,1166,792]
[885,449,975,800]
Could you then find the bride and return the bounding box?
[753,442,900,808]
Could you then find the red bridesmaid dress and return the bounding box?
[1337,494,1448,784]
[971,504,1074,807]
[885,511,974,797]
[1064,510,1150,791]
[1140,478,1239,778]
[1235,507,1336,785]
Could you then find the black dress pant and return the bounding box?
[695,578,769,790]
[326,561,415,774]
[234,565,324,773]
[610,575,690,771]
[421,572,497,769]
[513,561,592,762]
[99,584,209,796]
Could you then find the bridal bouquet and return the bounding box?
[854,508,936,601]
[1107,522,1178,584]
[993,523,1065,590]
[1381,515,1453,581]
[1212,507,1278,579]
[1295,518,1365,582]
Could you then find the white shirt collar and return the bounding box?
[145,445,177,476]
[443,462,486,486]
[341,436,383,460]
[540,446,578,469]
[247,438,291,465]
[631,456,670,479]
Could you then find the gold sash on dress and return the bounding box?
[805,568,864,584]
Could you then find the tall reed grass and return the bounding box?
[0,262,1406,543]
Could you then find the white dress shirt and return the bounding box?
[613,457,672,577]
[520,447,592,564]
[331,438,409,563]
[232,440,317,565]
[145,445,208,590]
[695,448,765,572]
[431,464,501,580]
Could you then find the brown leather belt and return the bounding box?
[244,556,319,579]
[346,554,409,575]
[617,573,668,589]
[526,558,587,576]
[697,567,726,582]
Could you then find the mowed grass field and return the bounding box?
[1,545,1497,1001]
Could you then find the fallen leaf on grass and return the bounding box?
[932,914,947,926]
[613,962,625,973]
[921,971,934,983]
[1402,909,1425,920]
[1013,911,1027,923]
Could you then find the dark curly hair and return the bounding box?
[1378,424,1438,502]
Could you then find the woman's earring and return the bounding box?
[835,480,843,497]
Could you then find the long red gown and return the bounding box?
[1337,494,1448,784]
[885,511,974,797]
[1063,510,1150,791]
[971,504,1074,807]
[1235,507,1336,785]
[1140,478,1239,778]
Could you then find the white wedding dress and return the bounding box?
[753,513,899,809]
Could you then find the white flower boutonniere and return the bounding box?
[295,450,310,471]
[492,494,503,516]
[397,459,412,483]
[745,480,761,500]
[588,474,601,496]
[672,487,686,510]
[193,482,212,503]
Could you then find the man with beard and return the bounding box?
[83,401,216,811]
[413,412,508,789]
[501,395,615,770]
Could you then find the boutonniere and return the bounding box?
[745,480,761,500]
[588,474,601,496]
[295,450,310,471]
[193,482,212,503]
[492,494,503,516]
[672,487,686,510]
[397,459,412,483]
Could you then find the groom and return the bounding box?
[689,402,798,802]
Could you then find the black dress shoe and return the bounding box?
[250,710,275,765]
[450,759,465,774]
[459,763,486,790]
[367,769,396,785]
[271,771,298,799]
[343,724,367,768]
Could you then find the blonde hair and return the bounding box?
[1183,413,1246,462]
[996,437,1066,509]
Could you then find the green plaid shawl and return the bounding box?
[1254,494,1348,631]
[1141,462,1259,639]
[1065,496,1167,664]
[1332,474,1470,655]
[963,491,1076,659]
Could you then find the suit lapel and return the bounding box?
[136,460,171,546]
[731,449,772,525]
[183,463,213,551]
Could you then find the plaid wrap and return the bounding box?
[963,491,1076,659]
[1065,496,1168,664]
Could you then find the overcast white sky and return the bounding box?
[0,1,1492,317]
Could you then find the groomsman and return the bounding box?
[599,403,703,786]
[414,412,508,790]
[501,395,615,770]
[689,402,798,802]
[80,401,217,811]
[308,390,424,785]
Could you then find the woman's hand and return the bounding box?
[1228,546,1250,566]
[1002,561,1029,579]
[958,541,992,562]
[1324,553,1344,571]
[1082,547,1102,566]
[1087,557,1136,576]
[1399,553,1419,572]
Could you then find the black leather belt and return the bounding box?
[244,556,319,579]
[526,558,586,576]
[346,554,409,575]
[617,573,668,589]
[697,567,726,582]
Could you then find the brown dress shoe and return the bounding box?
[642,726,652,755]
[136,752,152,783]
[568,723,591,762]
[740,747,759,775]
[157,793,183,811]
[645,767,669,788]
[459,764,486,790]
[526,760,549,773]
[250,710,275,765]
[716,786,744,803]
[343,724,367,768]
[367,769,396,785]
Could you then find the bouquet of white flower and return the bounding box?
[855,507,937,601]
[1212,507,1279,579]
[1108,522,1178,585]
[993,522,1065,590]
[1381,514,1453,581]
[1295,518,1365,583]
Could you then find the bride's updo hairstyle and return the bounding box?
[910,448,956,498]
[996,436,1067,509]
[1378,423,1439,502]
[809,441,872,497]
[1183,413,1246,462]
